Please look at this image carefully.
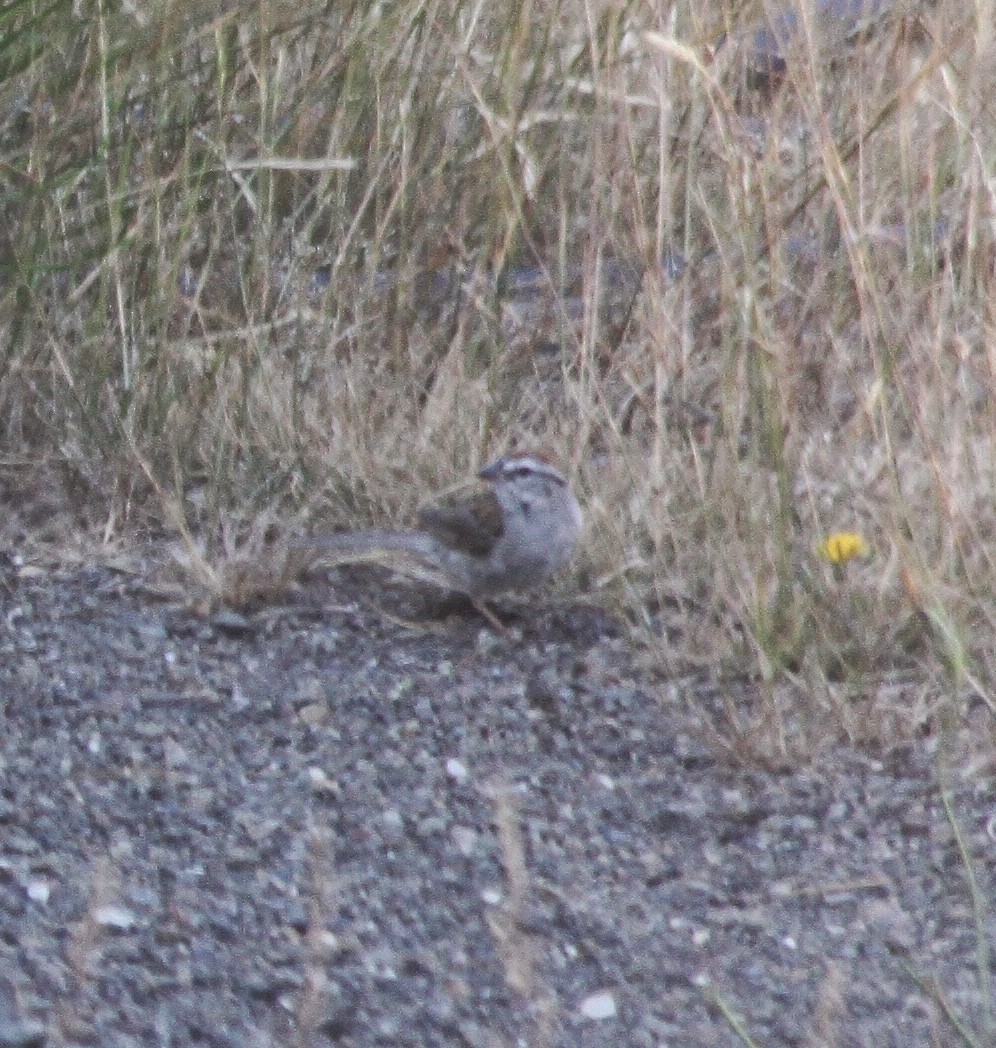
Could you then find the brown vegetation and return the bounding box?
[1,0,994,761]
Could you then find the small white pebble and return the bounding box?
[480,887,503,906]
[475,628,498,650]
[451,826,476,856]
[231,684,250,710]
[93,904,137,930]
[307,767,339,796]
[445,758,469,782]
[579,990,616,1020]
[381,809,404,831]
[26,880,50,904]
[314,931,340,956]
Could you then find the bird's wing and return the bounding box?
[417,489,504,557]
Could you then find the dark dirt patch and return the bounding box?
[0,554,992,1047]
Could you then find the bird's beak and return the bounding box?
[477,459,502,481]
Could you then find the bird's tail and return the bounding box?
[288,530,453,589]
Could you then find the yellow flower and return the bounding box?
[819,532,869,565]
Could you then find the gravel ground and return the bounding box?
[0,554,993,1047]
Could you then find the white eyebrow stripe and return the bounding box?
[505,458,567,484]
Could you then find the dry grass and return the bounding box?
[1,0,994,761]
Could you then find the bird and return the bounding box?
[294,451,583,599]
